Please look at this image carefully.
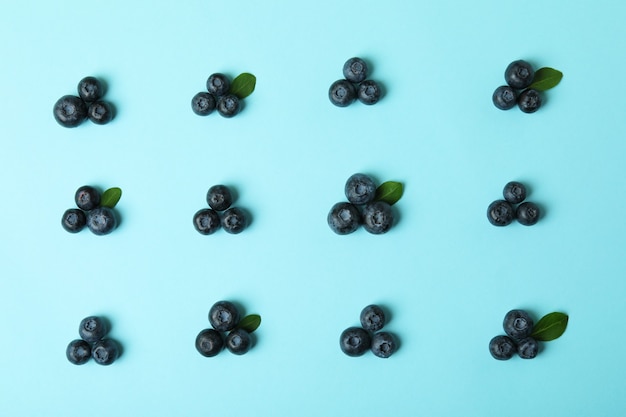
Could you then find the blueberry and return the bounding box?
[360,304,386,332]
[191,92,216,116]
[75,185,101,211]
[357,80,381,105]
[492,85,518,110]
[487,200,515,226]
[518,89,542,113]
[503,181,527,204]
[77,76,104,102]
[329,79,356,107]
[62,208,86,233]
[504,60,534,89]
[221,207,247,234]
[91,339,119,365]
[225,328,252,355]
[206,73,231,97]
[327,202,361,235]
[79,316,108,343]
[87,101,113,125]
[343,57,368,83]
[344,173,376,205]
[517,337,539,359]
[370,332,397,358]
[86,207,117,236]
[209,301,240,332]
[217,94,240,118]
[503,309,534,340]
[362,201,394,234]
[195,328,224,357]
[66,339,92,365]
[193,208,221,235]
[207,185,233,211]
[53,95,87,128]
[489,335,516,360]
[516,202,541,226]
[339,327,371,357]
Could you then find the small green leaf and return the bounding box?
[100,187,122,208]
[236,314,261,333]
[531,312,569,341]
[230,73,256,99]
[375,181,403,205]
[528,67,563,91]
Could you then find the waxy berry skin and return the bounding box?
[75,185,101,211]
[492,86,518,110]
[362,201,394,235]
[79,316,108,343]
[518,89,542,113]
[344,173,376,205]
[77,76,104,102]
[206,73,231,97]
[340,327,371,357]
[503,309,534,340]
[87,101,114,125]
[489,335,516,360]
[209,301,240,332]
[62,208,87,233]
[360,305,386,332]
[327,202,361,235]
[206,185,233,211]
[86,207,117,236]
[195,328,224,357]
[329,79,356,107]
[193,208,221,235]
[221,207,247,234]
[504,60,535,89]
[370,332,397,358]
[516,202,541,226]
[503,181,527,204]
[217,94,241,118]
[225,328,252,355]
[517,337,539,359]
[191,92,217,116]
[357,80,381,105]
[91,339,119,366]
[53,95,88,128]
[487,200,515,226]
[343,57,369,83]
[66,339,92,365]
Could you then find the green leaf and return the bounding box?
[100,187,122,208]
[528,67,563,91]
[230,73,256,99]
[531,312,569,341]
[375,181,403,205]
[236,314,261,333]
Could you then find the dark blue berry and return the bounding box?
[489,335,516,360]
[66,339,92,365]
[503,309,534,340]
[87,101,113,125]
[516,202,540,226]
[503,181,527,204]
[79,316,108,343]
[191,92,216,116]
[371,332,397,358]
[207,185,233,211]
[505,60,534,89]
[53,95,87,128]
[327,202,361,235]
[225,328,252,355]
[75,185,101,211]
[487,200,515,226]
[517,337,539,359]
[62,208,86,233]
[343,57,368,83]
[492,85,518,110]
[221,207,247,234]
[340,327,371,357]
[362,201,394,234]
[206,73,231,97]
[357,80,381,105]
[518,89,542,113]
[209,301,240,332]
[329,79,356,107]
[193,208,221,235]
[77,76,104,102]
[195,328,224,357]
[360,305,385,332]
[86,207,117,236]
[91,339,119,365]
[344,173,376,205]
[217,94,240,118]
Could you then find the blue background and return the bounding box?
[1,0,625,415]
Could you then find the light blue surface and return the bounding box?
[1,0,626,415]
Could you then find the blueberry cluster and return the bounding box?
[66,316,120,366]
[328,174,394,235]
[53,76,113,127]
[191,73,242,118]
[193,185,248,235]
[487,181,541,226]
[340,305,397,358]
[492,60,541,113]
[195,301,253,356]
[489,309,539,360]
[61,185,118,235]
[329,57,382,107]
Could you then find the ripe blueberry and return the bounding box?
[193,208,221,235]
[86,207,117,236]
[66,339,92,365]
[516,202,541,226]
[487,200,515,226]
[87,101,113,125]
[206,73,231,97]
[343,57,368,83]
[221,207,247,234]
[53,95,87,128]
[75,185,101,211]
[209,301,240,332]
[340,327,371,357]
[195,328,224,357]
[518,89,542,113]
[503,181,527,204]
[329,79,356,107]
[517,337,539,359]
[225,328,252,355]
[191,92,216,116]
[357,80,381,105]
[62,208,86,233]
[362,201,394,234]
[504,60,534,89]
[503,309,534,340]
[344,173,376,205]
[360,305,385,332]
[492,85,518,110]
[79,316,108,343]
[77,76,104,102]
[371,332,397,358]
[217,94,240,118]
[91,339,119,365]
[327,202,361,235]
[206,185,233,211]
[489,335,516,360]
